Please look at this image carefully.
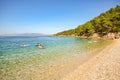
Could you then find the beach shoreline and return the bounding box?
[61,39,120,80]
[1,37,119,80]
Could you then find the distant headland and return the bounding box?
[0,33,52,37]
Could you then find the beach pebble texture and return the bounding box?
[62,39,120,80]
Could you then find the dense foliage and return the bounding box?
[54,29,75,36]
[55,5,120,37]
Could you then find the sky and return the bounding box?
[0,0,119,34]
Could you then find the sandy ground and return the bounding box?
[61,39,120,80]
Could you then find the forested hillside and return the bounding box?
[55,5,120,38]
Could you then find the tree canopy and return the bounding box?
[55,5,120,37]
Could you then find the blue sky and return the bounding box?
[0,0,119,34]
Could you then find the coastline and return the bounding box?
[1,37,119,80]
[54,32,120,40]
[61,39,120,80]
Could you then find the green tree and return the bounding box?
[55,5,120,37]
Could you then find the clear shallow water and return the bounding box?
[0,36,110,80]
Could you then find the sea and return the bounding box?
[0,36,110,80]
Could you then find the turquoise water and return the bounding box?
[0,36,109,80]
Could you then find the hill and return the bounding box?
[54,5,120,39]
[0,33,52,37]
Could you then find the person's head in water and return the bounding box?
[37,43,43,48]
[21,44,24,48]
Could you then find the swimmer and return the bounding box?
[21,44,25,48]
[36,43,43,48]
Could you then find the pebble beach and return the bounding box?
[61,39,120,80]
